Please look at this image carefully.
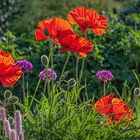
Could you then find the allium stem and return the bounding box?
[22,73,26,105]
[103,81,106,96]
[58,52,71,86]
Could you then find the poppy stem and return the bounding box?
[58,52,71,86]
[76,57,80,89]
[30,79,41,108]
[49,37,54,102]
[79,58,85,86]
[103,81,106,96]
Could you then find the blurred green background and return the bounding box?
[0,0,140,97]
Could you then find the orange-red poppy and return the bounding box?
[56,30,93,57]
[68,6,108,35]
[35,17,73,41]
[0,50,22,87]
[93,93,132,124]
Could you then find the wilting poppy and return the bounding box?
[56,30,93,57]
[93,93,132,124]
[35,17,73,41]
[68,6,108,35]
[0,50,22,87]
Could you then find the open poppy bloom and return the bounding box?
[93,93,132,124]
[68,6,108,35]
[0,50,22,87]
[56,30,93,57]
[35,17,73,41]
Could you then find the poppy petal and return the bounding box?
[0,64,22,87]
[93,93,114,115]
[35,29,46,40]
[0,50,14,65]
[68,7,108,35]
[35,18,73,41]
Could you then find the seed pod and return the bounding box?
[134,88,140,97]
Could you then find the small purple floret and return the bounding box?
[96,70,113,82]
[39,69,47,81]
[39,68,57,81]
[15,60,33,73]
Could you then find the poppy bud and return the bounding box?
[41,55,49,67]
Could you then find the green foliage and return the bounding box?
[122,0,140,15]
[1,11,140,96]
[15,83,140,140]
[0,0,22,35]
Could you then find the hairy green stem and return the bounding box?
[76,57,80,86]
[79,58,85,86]
[58,52,71,86]
[30,79,41,108]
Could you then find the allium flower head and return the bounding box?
[15,60,33,73]
[39,69,47,81]
[96,70,113,82]
[39,68,57,81]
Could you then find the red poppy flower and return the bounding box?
[56,30,93,57]
[93,93,114,115]
[68,6,108,35]
[35,17,73,41]
[93,93,132,124]
[0,50,22,87]
[111,98,132,123]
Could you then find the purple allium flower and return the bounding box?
[39,68,57,81]
[39,69,47,81]
[47,68,57,80]
[96,70,113,82]
[15,60,33,73]
[14,110,22,136]
[0,107,7,122]
[10,129,17,140]
[4,120,11,138]
[19,132,24,140]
